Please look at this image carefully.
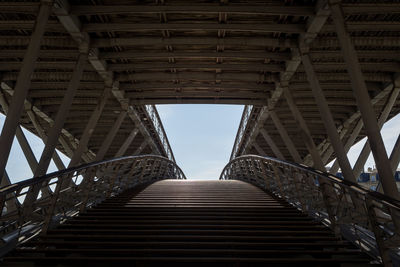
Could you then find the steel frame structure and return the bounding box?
[0,155,185,256]
[0,0,399,264]
[220,155,400,266]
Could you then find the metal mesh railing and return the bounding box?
[145,105,175,162]
[230,105,253,161]
[220,155,400,266]
[0,155,185,255]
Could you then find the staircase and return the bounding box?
[2,180,376,266]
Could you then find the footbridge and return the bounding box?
[0,0,400,266]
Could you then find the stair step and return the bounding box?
[3,180,376,266]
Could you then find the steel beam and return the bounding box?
[34,53,86,177]
[240,0,331,157]
[25,109,67,169]
[70,5,314,16]
[259,129,285,160]
[283,86,325,170]
[352,87,400,178]
[329,118,363,174]
[91,36,296,48]
[134,140,149,155]
[329,1,399,199]
[102,51,290,61]
[301,53,355,182]
[114,128,139,157]
[307,80,396,166]
[269,110,302,163]
[82,23,305,34]
[54,0,163,157]
[0,1,52,183]
[94,111,127,161]
[0,91,39,173]
[390,135,400,174]
[108,63,284,72]
[68,86,111,167]
[253,143,267,157]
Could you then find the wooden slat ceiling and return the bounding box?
[0,0,400,163]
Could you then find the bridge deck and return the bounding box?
[3,180,376,266]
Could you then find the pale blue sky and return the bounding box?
[0,105,399,183]
[156,105,243,180]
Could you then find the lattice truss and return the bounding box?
[0,1,399,196]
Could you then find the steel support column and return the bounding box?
[329,1,400,199]
[390,135,400,174]
[134,140,149,155]
[269,110,302,163]
[34,54,86,177]
[0,92,38,173]
[253,142,267,157]
[0,1,52,183]
[68,86,111,167]
[25,109,66,170]
[259,129,285,160]
[94,111,127,161]
[352,87,400,178]
[302,53,356,182]
[283,86,325,170]
[330,118,363,174]
[114,128,139,157]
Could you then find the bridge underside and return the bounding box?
[0,0,399,190]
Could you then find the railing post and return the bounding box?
[259,160,272,190]
[42,175,65,233]
[271,163,285,198]
[293,171,306,210]
[365,196,393,266]
[106,164,122,197]
[79,167,98,212]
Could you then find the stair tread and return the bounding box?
[3,179,376,266]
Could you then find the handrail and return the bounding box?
[0,155,185,256]
[145,105,175,162]
[220,155,400,266]
[230,105,253,161]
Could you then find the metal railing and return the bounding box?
[0,155,185,255]
[145,105,175,162]
[230,105,253,161]
[220,155,400,266]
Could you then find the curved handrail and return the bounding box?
[0,155,185,195]
[220,155,400,265]
[220,154,400,207]
[0,155,185,256]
